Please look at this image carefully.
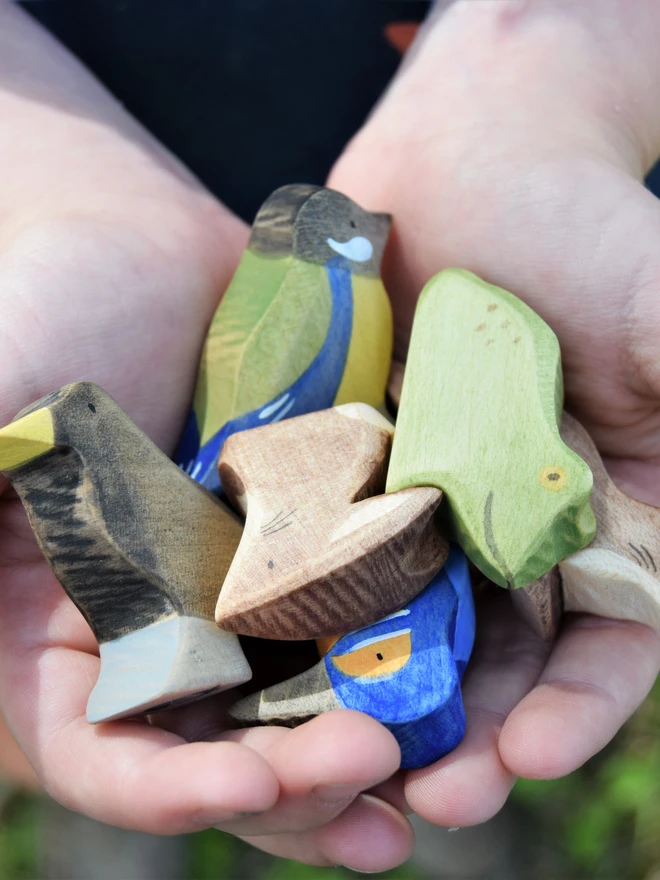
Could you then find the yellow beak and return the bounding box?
[0,408,55,471]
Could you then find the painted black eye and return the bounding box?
[88,403,96,414]
[350,220,356,229]
[376,653,383,661]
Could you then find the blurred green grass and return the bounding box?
[0,791,422,880]
[0,793,39,880]
[511,676,660,880]
[190,828,422,880]
[188,826,421,880]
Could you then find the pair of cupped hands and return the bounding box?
[1,1,660,872]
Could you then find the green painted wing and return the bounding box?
[193,250,330,446]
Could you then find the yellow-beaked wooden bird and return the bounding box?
[0,382,251,723]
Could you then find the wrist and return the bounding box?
[449,0,660,173]
[0,2,247,282]
[347,0,660,179]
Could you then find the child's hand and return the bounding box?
[329,0,660,833]
[7,0,660,871]
[0,4,413,873]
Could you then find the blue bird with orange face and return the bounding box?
[175,184,392,493]
[230,545,476,769]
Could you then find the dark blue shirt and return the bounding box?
[21,0,430,220]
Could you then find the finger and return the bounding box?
[499,613,660,779]
[240,793,414,872]
[368,770,410,815]
[405,590,552,827]
[160,700,409,829]
[0,630,279,835]
[214,710,401,836]
[0,530,281,835]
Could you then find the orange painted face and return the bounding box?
[330,631,412,680]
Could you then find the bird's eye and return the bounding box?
[88,404,96,414]
[330,631,412,679]
[538,465,567,492]
[349,220,356,229]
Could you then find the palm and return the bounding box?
[3,15,660,863]
[0,210,250,811]
[0,199,412,867]
[3,151,658,863]
[329,120,660,827]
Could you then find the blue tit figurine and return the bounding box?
[175,184,392,493]
[230,544,476,769]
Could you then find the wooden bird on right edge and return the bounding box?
[559,413,660,628]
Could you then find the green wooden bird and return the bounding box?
[175,184,393,493]
[386,269,596,588]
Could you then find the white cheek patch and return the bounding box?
[327,236,373,262]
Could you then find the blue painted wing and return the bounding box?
[445,544,477,680]
[325,546,476,769]
[175,255,353,493]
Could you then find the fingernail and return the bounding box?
[312,783,362,804]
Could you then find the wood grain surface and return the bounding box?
[559,414,660,629]
[230,546,475,769]
[511,567,563,641]
[216,404,448,639]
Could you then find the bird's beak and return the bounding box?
[374,212,392,235]
[229,659,341,726]
[370,212,392,270]
[0,407,55,471]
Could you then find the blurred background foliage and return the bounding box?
[0,678,658,879]
[511,676,660,880]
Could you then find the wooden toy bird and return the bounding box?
[175,184,393,493]
[471,413,660,636]
[387,269,596,589]
[0,383,251,723]
[230,545,475,769]
[387,356,563,641]
[559,413,660,628]
[215,404,448,639]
